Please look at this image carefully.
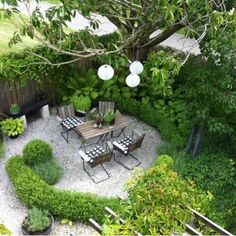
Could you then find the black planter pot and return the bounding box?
[110,118,115,125]
[9,134,19,139]
[75,110,86,117]
[22,215,54,235]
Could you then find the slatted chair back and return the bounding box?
[99,101,115,114]
[57,104,75,120]
[89,151,112,168]
[128,134,145,152]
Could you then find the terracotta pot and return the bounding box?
[21,215,54,235]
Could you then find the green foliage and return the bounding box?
[0,46,73,85]
[0,224,12,236]
[173,151,236,232]
[116,97,186,148]
[0,142,4,159]
[144,50,181,96]
[24,207,51,233]
[103,155,212,235]
[175,54,236,134]
[23,139,53,166]
[9,103,20,113]
[0,118,24,137]
[69,95,91,112]
[31,159,64,185]
[103,112,116,125]
[6,156,120,223]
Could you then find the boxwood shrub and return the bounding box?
[23,139,53,165]
[7,156,120,223]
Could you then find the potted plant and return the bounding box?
[1,118,24,139]
[9,104,21,116]
[22,207,54,235]
[70,95,91,117]
[103,112,116,125]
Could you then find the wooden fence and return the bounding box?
[0,58,94,113]
[0,79,55,113]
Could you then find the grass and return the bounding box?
[0,12,39,55]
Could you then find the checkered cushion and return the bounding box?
[118,136,133,154]
[61,116,83,130]
[85,146,106,164]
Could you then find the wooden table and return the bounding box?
[76,113,128,144]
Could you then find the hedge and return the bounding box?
[6,156,120,223]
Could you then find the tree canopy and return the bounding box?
[0,0,235,64]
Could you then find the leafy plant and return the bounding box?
[24,207,51,233]
[103,112,116,125]
[103,155,212,235]
[70,95,91,112]
[0,118,24,137]
[0,224,12,236]
[32,159,64,185]
[23,139,53,166]
[9,104,21,113]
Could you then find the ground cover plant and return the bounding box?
[32,159,64,185]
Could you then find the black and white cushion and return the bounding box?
[114,136,133,155]
[61,116,83,130]
[85,145,106,164]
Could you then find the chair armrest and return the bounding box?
[79,150,91,162]
[107,142,113,151]
[132,129,142,137]
[57,115,63,123]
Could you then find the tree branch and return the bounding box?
[140,23,185,49]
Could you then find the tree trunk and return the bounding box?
[192,125,206,157]
[185,126,196,154]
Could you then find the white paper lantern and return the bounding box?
[126,73,140,88]
[97,64,114,80]
[129,61,144,75]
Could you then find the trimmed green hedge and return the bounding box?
[7,156,120,223]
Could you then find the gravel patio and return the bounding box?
[0,111,162,235]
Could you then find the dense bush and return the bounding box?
[32,159,64,185]
[173,151,236,233]
[23,140,53,165]
[116,97,186,148]
[103,155,212,235]
[6,156,120,223]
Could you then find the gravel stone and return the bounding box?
[0,114,162,235]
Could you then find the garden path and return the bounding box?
[0,0,200,55]
[0,113,161,235]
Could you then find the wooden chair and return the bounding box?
[98,101,115,114]
[79,142,113,183]
[57,104,83,142]
[112,129,145,170]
